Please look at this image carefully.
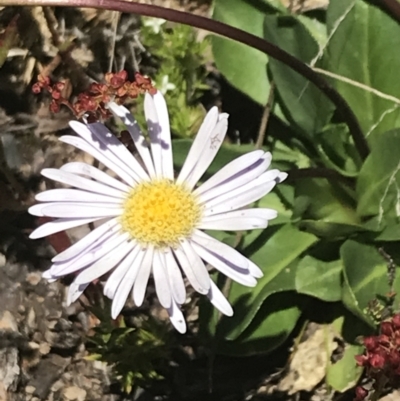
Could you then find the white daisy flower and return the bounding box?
[29,91,287,333]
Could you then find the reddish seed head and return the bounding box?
[355,386,368,399]
[392,314,400,329]
[364,336,378,351]
[355,354,368,366]
[354,386,368,401]
[370,352,386,369]
[381,321,393,336]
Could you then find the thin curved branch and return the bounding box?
[4,0,370,159]
[379,0,400,24]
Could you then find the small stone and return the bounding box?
[26,272,42,286]
[28,341,40,350]
[39,342,51,355]
[25,385,36,394]
[63,386,87,401]
[0,311,18,332]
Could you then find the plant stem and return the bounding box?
[4,0,370,160]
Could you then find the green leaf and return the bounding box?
[316,124,361,177]
[293,178,363,238]
[295,256,342,302]
[220,224,318,340]
[264,15,334,135]
[220,292,302,355]
[356,129,400,227]
[340,240,393,325]
[327,343,364,392]
[326,0,400,138]
[212,0,269,105]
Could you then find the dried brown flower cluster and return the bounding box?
[32,70,156,120]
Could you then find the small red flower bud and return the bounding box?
[355,354,368,366]
[364,336,378,351]
[392,314,400,329]
[354,386,368,401]
[387,351,400,368]
[370,352,386,369]
[381,321,393,336]
[32,83,42,94]
[49,100,60,113]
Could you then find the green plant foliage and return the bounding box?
[340,240,400,325]
[356,129,400,226]
[219,224,318,341]
[86,304,170,394]
[326,0,400,139]
[264,14,334,136]
[295,256,342,302]
[208,0,400,373]
[212,0,269,104]
[140,20,209,137]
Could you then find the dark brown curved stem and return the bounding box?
[379,0,400,24]
[3,0,370,160]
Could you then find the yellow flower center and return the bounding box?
[121,179,202,248]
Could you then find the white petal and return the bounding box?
[52,218,120,262]
[104,243,140,299]
[144,92,173,179]
[38,203,123,219]
[173,241,210,295]
[60,162,131,193]
[197,153,271,204]
[111,246,146,319]
[207,281,233,317]
[194,150,267,197]
[108,102,156,178]
[248,259,263,278]
[277,172,288,183]
[36,189,123,204]
[30,217,100,239]
[191,231,256,287]
[164,248,186,304]
[67,281,90,305]
[204,171,280,217]
[133,245,154,306]
[74,238,135,284]
[152,250,172,309]
[50,231,129,277]
[41,168,126,199]
[42,269,57,282]
[87,122,149,182]
[167,299,186,334]
[199,217,268,231]
[201,208,277,223]
[177,108,228,189]
[199,208,277,230]
[60,135,136,186]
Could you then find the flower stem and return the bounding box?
[5,0,370,160]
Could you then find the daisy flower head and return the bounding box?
[29,90,287,333]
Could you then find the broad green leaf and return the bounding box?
[327,343,363,392]
[356,129,400,226]
[340,240,398,325]
[220,224,318,340]
[212,0,269,105]
[316,124,361,177]
[326,0,400,138]
[293,178,363,238]
[264,15,334,136]
[220,292,302,355]
[295,256,342,302]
